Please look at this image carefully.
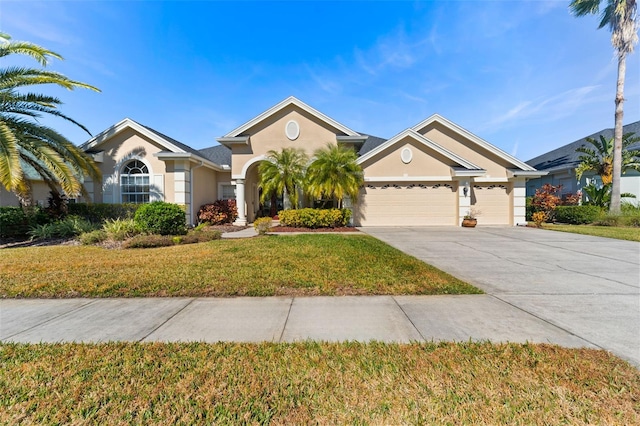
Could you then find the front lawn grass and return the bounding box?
[1,342,638,425]
[542,224,640,242]
[0,234,479,297]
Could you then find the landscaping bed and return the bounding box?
[271,226,358,232]
[1,341,637,424]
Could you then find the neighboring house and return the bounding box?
[526,121,640,203]
[0,96,544,226]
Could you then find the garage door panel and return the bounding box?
[472,184,510,225]
[355,183,457,226]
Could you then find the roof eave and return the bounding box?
[412,114,537,172]
[154,152,224,172]
[507,169,548,178]
[216,136,250,148]
[224,96,361,138]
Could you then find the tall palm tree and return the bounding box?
[258,147,308,210]
[0,33,101,206]
[306,144,364,209]
[575,132,640,183]
[570,0,638,213]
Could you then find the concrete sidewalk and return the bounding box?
[1,295,591,347]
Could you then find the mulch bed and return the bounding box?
[271,226,359,233]
[205,224,248,233]
[0,224,250,250]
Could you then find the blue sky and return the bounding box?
[2,0,639,161]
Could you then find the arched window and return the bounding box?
[121,160,150,203]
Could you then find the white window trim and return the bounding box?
[218,181,236,200]
[119,158,153,204]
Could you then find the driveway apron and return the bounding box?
[361,226,640,366]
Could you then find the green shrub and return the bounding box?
[525,197,539,222]
[198,200,238,225]
[134,202,186,235]
[278,208,351,228]
[555,205,602,225]
[253,217,273,235]
[28,216,95,239]
[594,214,623,227]
[0,207,29,238]
[103,218,141,241]
[123,234,175,249]
[79,229,108,245]
[0,206,51,238]
[68,203,141,224]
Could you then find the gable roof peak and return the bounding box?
[223,96,361,138]
[412,114,536,171]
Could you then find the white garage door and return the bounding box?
[355,183,457,226]
[471,184,511,225]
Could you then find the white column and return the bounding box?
[234,179,247,225]
[513,179,527,226]
[173,160,191,224]
[458,180,471,225]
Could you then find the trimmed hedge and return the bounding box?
[278,208,352,228]
[555,205,602,225]
[68,203,141,224]
[0,206,50,238]
[134,202,186,235]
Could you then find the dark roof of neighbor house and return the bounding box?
[198,144,232,166]
[357,134,388,156]
[526,120,640,173]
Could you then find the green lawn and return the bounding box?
[0,234,479,297]
[542,224,640,242]
[1,342,638,425]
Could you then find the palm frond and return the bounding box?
[0,120,22,190]
[0,37,63,66]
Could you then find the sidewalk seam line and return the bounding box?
[278,297,294,343]
[391,296,427,342]
[137,298,196,343]
[1,299,98,341]
[488,294,606,351]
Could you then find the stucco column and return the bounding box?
[173,160,192,225]
[458,180,471,225]
[234,179,247,226]
[513,179,527,226]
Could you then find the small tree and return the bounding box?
[306,144,364,208]
[575,132,640,184]
[258,148,308,210]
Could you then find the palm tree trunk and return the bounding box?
[610,53,626,214]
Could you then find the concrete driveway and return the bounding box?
[361,226,640,366]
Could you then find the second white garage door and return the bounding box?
[471,184,511,225]
[355,183,457,226]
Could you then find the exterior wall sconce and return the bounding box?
[463,181,469,197]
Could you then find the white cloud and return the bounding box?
[305,65,342,95]
[486,85,601,129]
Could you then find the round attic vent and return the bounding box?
[401,147,413,164]
[285,120,300,140]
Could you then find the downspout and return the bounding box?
[190,161,204,226]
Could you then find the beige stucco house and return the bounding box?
[1,97,544,226]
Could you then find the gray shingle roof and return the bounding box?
[357,134,387,156]
[526,121,640,172]
[198,145,232,167]
[139,122,207,158]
